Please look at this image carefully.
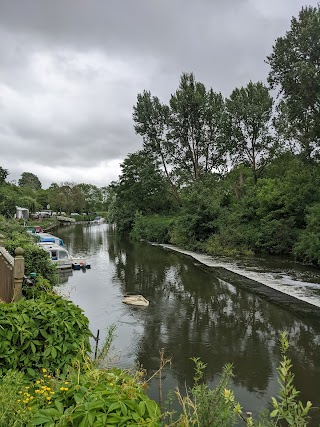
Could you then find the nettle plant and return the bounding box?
[0,293,91,374]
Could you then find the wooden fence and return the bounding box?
[0,234,24,303]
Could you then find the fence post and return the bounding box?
[13,247,24,301]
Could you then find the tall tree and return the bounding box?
[133,90,180,202]
[0,167,8,185]
[133,73,226,202]
[18,172,42,191]
[225,81,273,183]
[169,73,226,182]
[267,5,320,159]
[48,182,85,214]
[76,183,104,212]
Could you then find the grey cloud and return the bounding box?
[0,0,318,187]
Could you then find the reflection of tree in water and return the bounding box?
[107,230,320,405]
[58,224,105,257]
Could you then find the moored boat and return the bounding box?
[38,243,73,269]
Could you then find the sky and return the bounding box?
[0,0,317,188]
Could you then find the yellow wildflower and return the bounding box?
[64,381,69,385]
[17,400,21,403]
[47,397,51,401]
[59,387,65,391]
[224,388,231,399]
[36,380,40,385]
[42,368,47,373]
[35,390,40,394]
[43,375,47,378]
[28,407,32,411]
[25,386,30,390]
[18,391,22,394]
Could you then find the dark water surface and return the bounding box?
[56,224,320,424]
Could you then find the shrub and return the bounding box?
[0,293,91,374]
[131,215,175,243]
[0,367,161,427]
[5,237,57,285]
[294,203,320,265]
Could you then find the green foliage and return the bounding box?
[18,172,42,191]
[225,81,273,183]
[0,370,33,427]
[111,151,176,231]
[0,167,8,185]
[4,235,57,285]
[170,177,222,248]
[227,333,312,427]
[294,203,320,265]
[131,215,175,243]
[266,333,312,426]
[267,5,320,158]
[0,293,91,374]
[0,367,160,427]
[133,73,226,206]
[168,359,237,427]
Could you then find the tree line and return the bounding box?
[0,168,108,216]
[108,5,320,267]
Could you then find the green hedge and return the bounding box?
[0,293,91,374]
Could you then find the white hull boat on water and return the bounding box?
[38,242,90,270]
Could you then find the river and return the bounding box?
[56,223,320,425]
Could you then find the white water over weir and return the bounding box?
[157,244,320,310]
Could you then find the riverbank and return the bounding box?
[156,243,320,320]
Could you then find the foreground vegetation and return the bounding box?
[0,222,317,426]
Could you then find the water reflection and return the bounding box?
[57,224,320,424]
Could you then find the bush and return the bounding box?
[0,293,91,374]
[5,236,57,285]
[294,203,320,265]
[0,367,161,427]
[131,215,175,243]
[201,234,253,257]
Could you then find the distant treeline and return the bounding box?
[0,169,109,217]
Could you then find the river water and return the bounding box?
[56,223,320,424]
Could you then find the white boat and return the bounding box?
[92,216,105,224]
[36,233,64,246]
[38,243,73,269]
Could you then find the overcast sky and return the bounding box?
[0,0,317,188]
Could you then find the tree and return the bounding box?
[133,73,226,202]
[48,182,85,214]
[18,172,42,191]
[267,5,320,159]
[169,73,226,182]
[111,151,175,231]
[224,81,273,183]
[76,183,105,212]
[0,167,8,185]
[133,90,180,203]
